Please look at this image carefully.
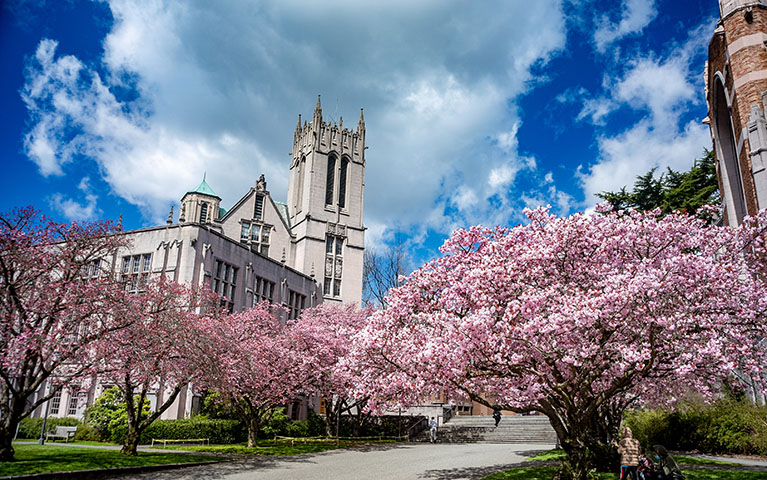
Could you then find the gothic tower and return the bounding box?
[706,0,767,225]
[287,96,366,304]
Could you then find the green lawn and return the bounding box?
[0,444,223,477]
[151,438,397,456]
[484,449,762,480]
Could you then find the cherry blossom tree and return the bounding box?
[289,304,371,436]
[197,303,312,446]
[95,278,217,455]
[0,207,128,461]
[345,205,767,478]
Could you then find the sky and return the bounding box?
[0,0,720,265]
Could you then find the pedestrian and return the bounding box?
[429,417,438,443]
[492,408,502,427]
[652,445,685,480]
[637,452,655,480]
[617,426,641,480]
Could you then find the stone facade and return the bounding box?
[30,99,365,422]
[707,0,767,225]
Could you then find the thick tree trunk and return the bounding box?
[0,424,15,462]
[247,417,260,447]
[121,426,140,456]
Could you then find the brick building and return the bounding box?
[706,0,767,225]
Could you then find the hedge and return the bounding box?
[17,417,81,440]
[137,418,247,445]
[624,398,767,456]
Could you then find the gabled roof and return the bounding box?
[186,177,221,199]
[274,202,291,229]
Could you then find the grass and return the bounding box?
[485,449,762,480]
[151,438,397,456]
[524,450,740,466]
[15,439,118,447]
[0,444,223,477]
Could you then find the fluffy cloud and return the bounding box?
[49,177,101,221]
[594,0,657,52]
[578,22,712,205]
[21,0,567,230]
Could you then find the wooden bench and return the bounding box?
[151,438,209,447]
[46,426,77,443]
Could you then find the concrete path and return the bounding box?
[684,453,767,467]
[101,443,556,480]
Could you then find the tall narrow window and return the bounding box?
[295,157,305,212]
[338,157,348,208]
[254,194,264,220]
[212,260,238,312]
[50,390,61,415]
[324,235,344,298]
[199,202,209,223]
[325,155,336,205]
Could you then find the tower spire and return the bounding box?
[358,108,365,132]
[313,94,322,124]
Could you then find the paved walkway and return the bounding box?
[101,443,557,480]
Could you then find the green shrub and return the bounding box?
[84,387,150,443]
[625,398,767,456]
[73,423,101,442]
[306,410,327,437]
[17,417,81,440]
[140,418,246,444]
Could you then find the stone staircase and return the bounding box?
[433,415,558,444]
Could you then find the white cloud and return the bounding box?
[21,0,568,229]
[594,0,657,52]
[49,175,102,221]
[578,21,712,206]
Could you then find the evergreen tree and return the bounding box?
[597,150,720,215]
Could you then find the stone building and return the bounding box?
[706,0,767,225]
[31,98,366,421]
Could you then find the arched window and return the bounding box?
[199,202,209,223]
[338,157,349,209]
[713,79,746,224]
[325,155,336,205]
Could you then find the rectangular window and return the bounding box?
[254,194,264,220]
[50,390,61,415]
[212,260,238,312]
[121,254,152,292]
[199,202,208,223]
[324,235,344,298]
[288,290,306,320]
[67,393,79,416]
[254,276,276,305]
[240,223,270,255]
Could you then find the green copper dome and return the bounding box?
[187,175,221,199]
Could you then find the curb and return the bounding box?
[0,459,228,480]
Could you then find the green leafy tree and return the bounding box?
[597,150,720,215]
[85,387,150,443]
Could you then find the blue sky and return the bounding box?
[0,0,719,264]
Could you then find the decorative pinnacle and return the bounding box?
[166,205,174,225]
[359,108,365,125]
[315,94,322,112]
[281,248,286,264]
[296,114,302,132]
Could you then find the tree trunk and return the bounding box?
[0,424,15,462]
[121,426,140,456]
[247,417,260,447]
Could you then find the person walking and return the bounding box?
[617,426,641,480]
[429,417,438,443]
[492,408,502,427]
